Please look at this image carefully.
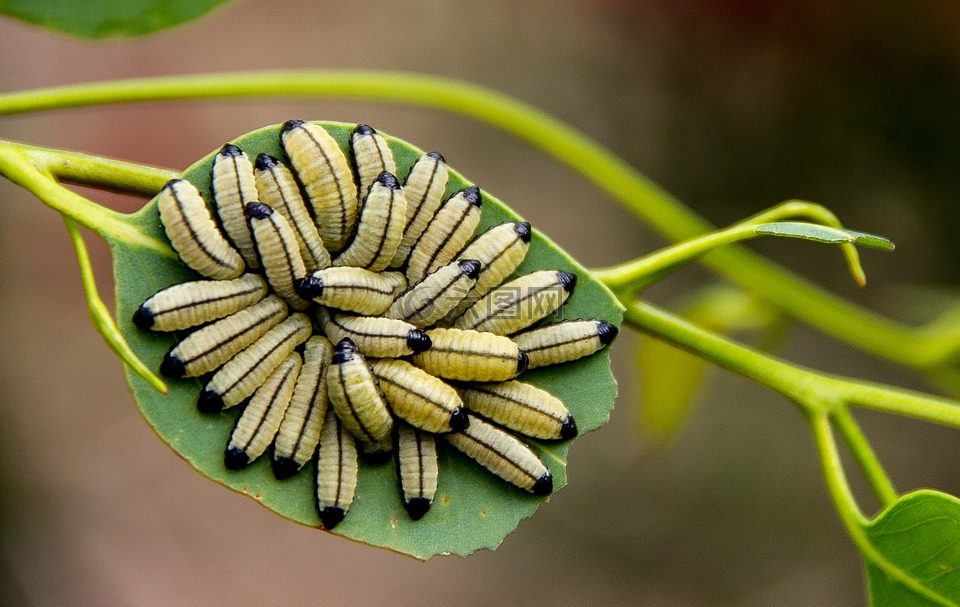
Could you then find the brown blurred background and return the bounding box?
[2,1,960,605]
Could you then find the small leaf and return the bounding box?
[639,285,782,442]
[110,122,623,559]
[863,490,960,606]
[755,222,895,251]
[0,0,233,38]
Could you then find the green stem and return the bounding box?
[0,141,174,256]
[594,219,869,295]
[807,411,956,607]
[0,71,944,368]
[64,218,167,394]
[830,407,898,508]
[846,381,960,430]
[20,141,177,195]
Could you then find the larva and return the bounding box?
[272,336,333,480]
[384,259,481,328]
[198,312,312,411]
[445,414,552,495]
[253,153,331,271]
[211,144,260,268]
[157,179,245,280]
[224,352,302,470]
[511,319,618,369]
[405,186,482,283]
[160,294,287,379]
[369,358,468,434]
[411,327,527,382]
[389,152,448,268]
[281,120,358,252]
[133,273,267,332]
[454,270,576,335]
[332,171,406,271]
[326,338,394,443]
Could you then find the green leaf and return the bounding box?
[638,285,781,442]
[755,222,896,251]
[862,490,960,606]
[0,0,233,38]
[109,122,623,559]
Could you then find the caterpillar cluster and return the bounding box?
[134,121,618,529]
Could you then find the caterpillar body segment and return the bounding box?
[396,425,438,520]
[281,120,358,252]
[405,186,482,283]
[246,202,311,310]
[369,358,468,434]
[211,144,260,268]
[350,124,397,198]
[316,409,359,530]
[133,274,267,332]
[198,312,312,411]
[385,259,480,328]
[458,380,576,440]
[444,414,552,495]
[273,336,333,479]
[443,221,531,323]
[253,153,331,271]
[511,319,618,369]
[326,338,394,443]
[411,327,527,382]
[224,353,302,470]
[389,152,448,268]
[294,266,405,315]
[160,295,287,379]
[318,309,431,359]
[454,270,576,335]
[157,179,245,280]
[333,172,406,272]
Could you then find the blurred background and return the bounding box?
[2,0,960,604]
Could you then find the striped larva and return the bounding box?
[350,124,396,198]
[445,414,552,495]
[224,352,302,470]
[384,259,481,328]
[253,153,331,271]
[326,338,394,443]
[160,295,287,379]
[443,221,531,323]
[294,266,405,315]
[281,120,358,252]
[396,425,438,520]
[316,409,359,530]
[454,270,577,335]
[405,186,482,283]
[389,152,448,268]
[318,309,432,359]
[411,327,527,382]
[511,319,618,369]
[333,171,406,271]
[198,312,312,412]
[133,274,267,332]
[458,380,577,441]
[246,202,311,310]
[272,336,333,480]
[211,144,260,268]
[369,358,468,434]
[157,179,245,280]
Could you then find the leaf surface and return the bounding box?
[111,122,623,559]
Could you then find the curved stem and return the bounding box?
[0,71,944,368]
[21,141,177,195]
[0,141,174,256]
[594,219,872,295]
[64,218,167,394]
[830,407,897,508]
